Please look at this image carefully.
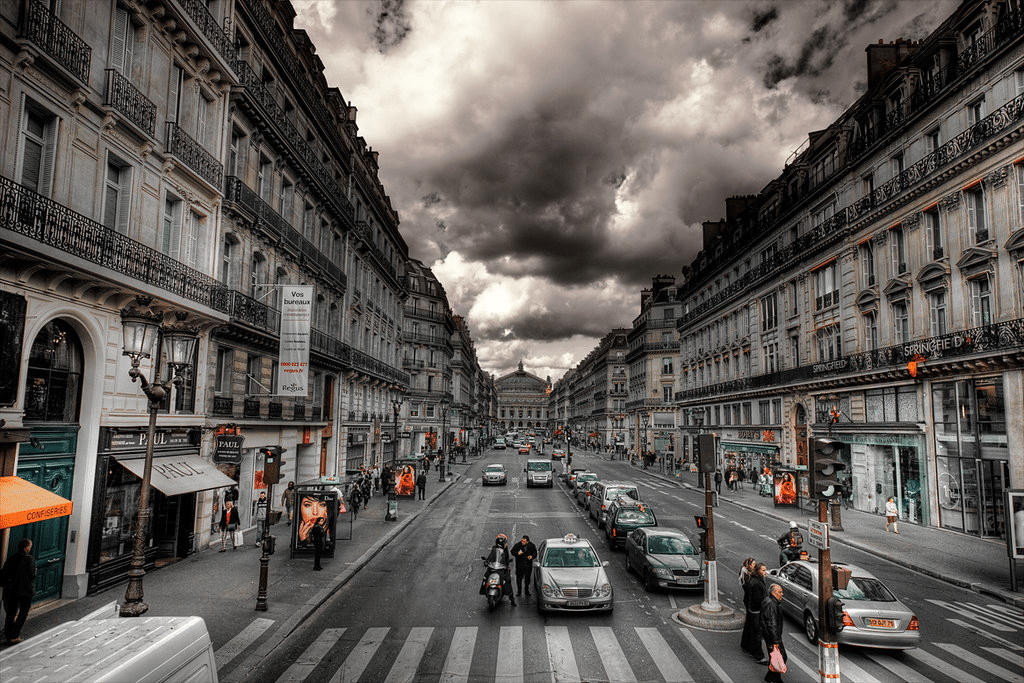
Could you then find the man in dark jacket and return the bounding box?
[511,535,537,597]
[761,583,787,682]
[2,538,37,644]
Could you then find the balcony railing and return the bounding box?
[0,174,225,310]
[21,0,90,83]
[244,398,260,418]
[166,122,223,189]
[178,0,235,66]
[104,69,156,137]
[212,396,233,416]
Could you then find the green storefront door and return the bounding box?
[6,428,77,603]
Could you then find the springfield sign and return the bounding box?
[278,286,312,395]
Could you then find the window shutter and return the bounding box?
[169,65,182,124]
[116,166,132,235]
[183,210,200,268]
[166,200,182,260]
[38,116,57,197]
[112,9,128,74]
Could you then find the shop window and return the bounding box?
[24,319,83,422]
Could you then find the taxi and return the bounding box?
[533,534,613,613]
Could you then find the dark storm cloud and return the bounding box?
[373,0,412,51]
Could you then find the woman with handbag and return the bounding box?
[219,500,242,551]
[741,561,767,664]
[761,583,787,682]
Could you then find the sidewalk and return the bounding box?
[20,459,475,660]
[589,450,1023,608]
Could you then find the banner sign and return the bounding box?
[214,434,244,464]
[277,286,313,395]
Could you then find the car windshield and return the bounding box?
[527,462,551,471]
[835,577,897,602]
[616,509,655,524]
[543,546,599,568]
[579,474,597,482]
[607,487,639,500]
[485,466,504,473]
[648,536,695,555]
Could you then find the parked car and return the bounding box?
[481,464,508,486]
[533,533,613,613]
[625,527,704,591]
[605,497,657,550]
[765,560,920,649]
[551,448,566,461]
[574,475,599,506]
[565,469,590,488]
[588,482,641,529]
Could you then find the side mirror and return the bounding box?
[601,561,610,567]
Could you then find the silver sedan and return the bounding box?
[481,464,508,486]
[533,534,613,613]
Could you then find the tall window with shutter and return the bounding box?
[17,98,58,196]
[111,8,135,76]
[102,155,132,234]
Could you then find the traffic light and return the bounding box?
[694,515,708,554]
[697,434,716,473]
[811,437,845,499]
[262,446,287,484]
[825,595,847,632]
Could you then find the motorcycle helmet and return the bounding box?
[495,533,508,547]
[789,521,798,529]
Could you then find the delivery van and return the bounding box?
[0,612,218,682]
[525,459,553,488]
[494,437,506,449]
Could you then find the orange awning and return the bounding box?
[0,476,73,529]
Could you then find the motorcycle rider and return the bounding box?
[777,521,804,566]
[480,533,516,606]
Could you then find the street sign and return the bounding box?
[380,433,392,443]
[808,520,829,550]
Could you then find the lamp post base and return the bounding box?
[119,598,149,617]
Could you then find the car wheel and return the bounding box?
[625,553,633,574]
[644,568,658,592]
[803,612,818,643]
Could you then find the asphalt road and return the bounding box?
[244,446,1024,683]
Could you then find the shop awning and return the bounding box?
[0,476,73,529]
[721,441,779,455]
[115,454,236,496]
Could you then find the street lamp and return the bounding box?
[439,397,449,482]
[119,303,198,617]
[641,412,650,469]
[390,386,404,466]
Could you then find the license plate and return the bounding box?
[867,618,894,628]
[567,600,590,607]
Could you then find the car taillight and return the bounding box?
[842,612,854,628]
[907,616,919,630]
[612,528,617,536]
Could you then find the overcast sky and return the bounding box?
[292,0,958,383]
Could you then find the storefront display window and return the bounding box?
[98,460,146,565]
[844,436,928,526]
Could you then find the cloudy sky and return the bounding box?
[292,0,958,382]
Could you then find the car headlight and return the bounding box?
[653,567,673,578]
[541,583,561,598]
[596,583,612,598]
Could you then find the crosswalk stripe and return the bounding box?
[982,646,1024,667]
[674,627,724,683]
[278,628,345,682]
[865,651,928,682]
[330,626,388,683]
[214,617,275,670]
[495,626,523,683]
[948,618,1024,651]
[904,647,984,683]
[384,626,432,683]
[440,626,477,683]
[591,626,636,683]
[637,627,692,682]
[783,634,824,681]
[957,602,1024,631]
[927,599,1017,632]
[942,642,1020,682]
[546,625,581,683]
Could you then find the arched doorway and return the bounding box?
[10,319,83,602]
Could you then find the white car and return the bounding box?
[481,464,508,486]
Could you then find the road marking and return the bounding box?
[729,520,754,532]
[947,618,1024,650]
[942,642,1020,682]
[904,647,984,683]
[278,628,345,682]
[440,626,477,683]
[591,626,636,682]
[330,626,388,683]
[981,646,1024,667]
[495,626,523,683]
[927,599,1019,632]
[866,651,927,681]
[668,627,714,682]
[783,634,823,680]
[214,617,274,670]
[384,626,432,683]
[546,625,581,683]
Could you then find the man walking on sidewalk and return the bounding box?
[1,538,36,645]
[416,470,427,499]
[254,491,268,546]
[281,481,296,525]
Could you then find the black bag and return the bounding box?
[0,560,12,589]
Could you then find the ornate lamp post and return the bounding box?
[390,386,404,466]
[119,304,198,617]
[439,397,449,482]
[641,412,650,469]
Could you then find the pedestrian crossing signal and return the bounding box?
[811,437,845,499]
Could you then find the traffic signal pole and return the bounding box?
[817,499,840,683]
[702,471,721,612]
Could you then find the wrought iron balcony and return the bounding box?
[20,0,91,84]
[104,69,156,137]
[212,396,234,416]
[178,0,235,66]
[166,122,223,189]
[0,174,225,311]
[244,398,260,418]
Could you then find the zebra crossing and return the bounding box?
[224,616,1024,683]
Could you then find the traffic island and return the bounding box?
[672,604,745,631]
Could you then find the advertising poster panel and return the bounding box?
[774,469,798,507]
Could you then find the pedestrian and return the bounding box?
[416,470,427,500]
[361,477,371,509]
[218,500,241,551]
[372,464,381,492]
[885,496,900,534]
[742,562,768,663]
[1,539,36,645]
[253,491,268,546]
[512,535,537,597]
[281,481,296,525]
[738,469,745,491]
[714,470,723,494]
[349,485,362,520]
[761,583,787,682]
[310,519,325,570]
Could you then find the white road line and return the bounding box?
[928,599,1017,632]
[591,626,636,683]
[330,626,388,683]
[545,625,581,683]
[214,617,275,670]
[955,601,1024,631]
[384,626,432,683]
[981,646,1024,667]
[278,628,345,682]
[865,651,928,682]
[729,520,754,532]
[904,647,984,683]
[942,642,1020,682]
[669,627,716,682]
[948,618,1024,650]
[783,634,824,681]
[495,626,524,683]
[440,626,477,683]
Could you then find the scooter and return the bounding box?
[481,556,510,611]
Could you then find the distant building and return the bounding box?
[496,362,550,434]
